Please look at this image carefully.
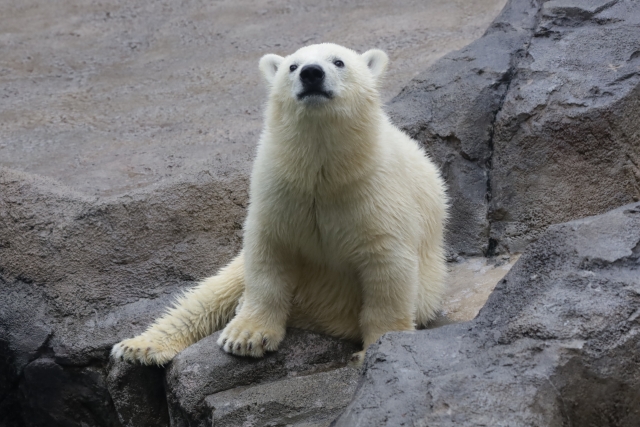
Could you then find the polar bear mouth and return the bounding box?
[297,89,334,100]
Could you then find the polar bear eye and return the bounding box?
[289,64,298,72]
[333,60,344,68]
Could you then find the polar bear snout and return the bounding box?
[300,64,325,86]
[297,64,333,100]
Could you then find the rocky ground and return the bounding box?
[335,202,640,426]
[2,0,640,426]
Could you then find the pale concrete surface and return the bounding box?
[0,0,507,196]
[443,255,520,322]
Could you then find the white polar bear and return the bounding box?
[112,43,448,365]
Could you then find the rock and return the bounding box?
[165,329,359,427]
[207,367,359,427]
[0,167,247,426]
[388,0,640,256]
[18,358,120,427]
[387,0,540,256]
[106,359,169,427]
[333,202,640,426]
[488,0,640,253]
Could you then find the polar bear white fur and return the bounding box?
[111,43,448,365]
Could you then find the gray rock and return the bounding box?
[206,367,360,427]
[18,358,120,427]
[166,329,359,427]
[388,0,640,256]
[387,0,540,257]
[333,202,640,426]
[0,166,246,426]
[106,359,169,427]
[489,0,640,253]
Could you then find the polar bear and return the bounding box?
[112,43,448,365]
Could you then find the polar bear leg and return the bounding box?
[111,252,246,365]
[350,249,418,365]
[415,244,447,327]
[217,249,296,358]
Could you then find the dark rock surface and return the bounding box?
[166,329,359,427]
[206,366,359,427]
[489,0,640,254]
[102,329,359,427]
[333,202,640,426]
[389,0,640,256]
[387,0,539,257]
[0,166,246,426]
[106,360,169,427]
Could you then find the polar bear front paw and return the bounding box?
[217,316,285,358]
[111,335,178,366]
[349,350,366,367]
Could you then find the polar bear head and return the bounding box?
[259,43,388,115]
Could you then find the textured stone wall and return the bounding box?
[388,0,640,256]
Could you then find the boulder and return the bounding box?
[206,366,359,427]
[0,167,247,426]
[102,328,359,427]
[106,360,169,427]
[387,0,540,257]
[388,0,640,256]
[489,0,640,254]
[165,329,359,427]
[333,202,640,426]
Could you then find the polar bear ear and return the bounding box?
[361,49,388,79]
[259,54,284,84]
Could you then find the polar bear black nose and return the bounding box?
[299,64,325,86]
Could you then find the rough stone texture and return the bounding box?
[489,0,640,253]
[166,329,359,427]
[333,202,640,426]
[0,0,507,197]
[19,358,119,427]
[0,166,247,426]
[388,0,640,256]
[206,367,359,427]
[106,360,169,427]
[387,0,540,257]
